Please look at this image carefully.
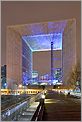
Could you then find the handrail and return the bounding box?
[31,99,45,121]
[1,90,44,120]
[1,96,31,113]
[1,90,45,121]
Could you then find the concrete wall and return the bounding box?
[6,27,33,88]
[6,28,22,88]
[62,20,76,86]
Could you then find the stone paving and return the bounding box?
[43,90,81,121]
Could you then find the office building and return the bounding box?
[4,19,76,88]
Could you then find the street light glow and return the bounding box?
[18,84,22,88]
[41,94,45,99]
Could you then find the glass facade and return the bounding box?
[1,65,7,88]
[22,39,32,85]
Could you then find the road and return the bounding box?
[43,90,81,121]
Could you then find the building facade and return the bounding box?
[22,39,32,85]
[5,19,77,89]
[62,19,76,87]
[1,65,7,88]
[6,27,32,89]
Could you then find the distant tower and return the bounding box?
[51,41,54,83]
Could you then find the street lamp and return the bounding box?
[18,84,22,88]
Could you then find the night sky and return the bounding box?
[1,1,81,73]
[33,50,62,76]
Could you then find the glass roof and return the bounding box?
[21,20,67,52]
[22,33,62,52]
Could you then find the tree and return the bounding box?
[69,63,81,89]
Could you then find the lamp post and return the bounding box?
[18,84,22,95]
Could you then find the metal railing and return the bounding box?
[1,90,45,121]
[31,98,45,121]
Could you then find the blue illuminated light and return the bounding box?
[22,33,62,52]
[21,20,67,85]
[22,20,67,52]
[22,72,29,85]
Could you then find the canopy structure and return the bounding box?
[22,33,62,52]
[21,20,67,52]
[9,19,71,52]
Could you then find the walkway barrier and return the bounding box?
[1,90,45,121]
[31,98,45,121]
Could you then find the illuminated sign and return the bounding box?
[32,72,38,78]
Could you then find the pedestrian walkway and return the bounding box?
[18,102,39,121]
[42,90,81,121]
